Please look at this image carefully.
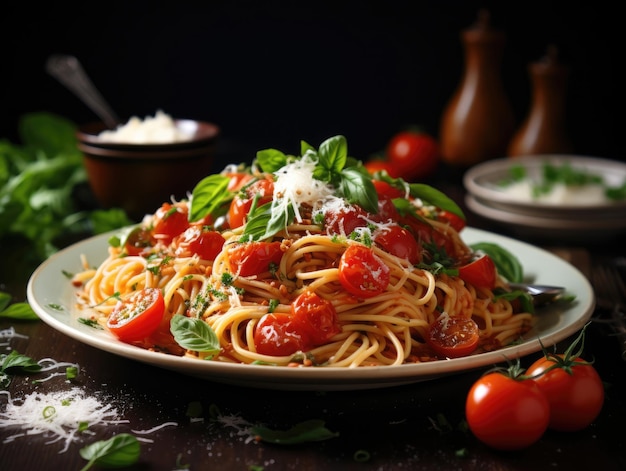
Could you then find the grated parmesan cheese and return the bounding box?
[0,387,128,453]
[273,153,334,223]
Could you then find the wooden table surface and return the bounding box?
[2,175,626,471]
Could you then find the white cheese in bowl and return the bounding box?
[97,110,193,144]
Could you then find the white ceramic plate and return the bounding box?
[463,155,626,217]
[466,194,626,242]
[27,228,594,391]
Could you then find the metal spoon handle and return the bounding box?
[46,54,120,129]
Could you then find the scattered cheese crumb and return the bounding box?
[0,388,128,453]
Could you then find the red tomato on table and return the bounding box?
[466,371,550,450]
[526,354,604,431]
[107,288,165,343]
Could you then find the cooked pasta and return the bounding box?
[72,135,534,367]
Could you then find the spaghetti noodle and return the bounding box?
[72,135,534,367]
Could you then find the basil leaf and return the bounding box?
[317,135,347,177]
[189,174,231,222]
[1,350,42,373]
[470,242,524,283]
[256,148,288,173]
[170,314,220,353]
[339,168,378,213]
[0,302,39,321]
[251,419,339,445]
[79,433,140,468]
[409,183,465,219]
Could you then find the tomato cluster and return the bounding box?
[465,326,604,450]
[123,202,225,261]
[254,291,340,356]
[365,129,440,181]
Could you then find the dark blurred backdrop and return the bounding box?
[2,0,624,168]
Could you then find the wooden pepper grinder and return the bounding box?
[507,45,573,157]
[440,9,515,168]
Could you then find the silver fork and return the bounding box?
[591,262,626,360]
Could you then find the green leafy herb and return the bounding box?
[170,314,221,354]
[79,433,140,471]
[0,350,43,388]
[251,419,339,445]
[188,174,231,222]
[0,112,132,262]
[0,292,39,320]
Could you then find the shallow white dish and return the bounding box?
[27,228,594,391]
[466,194,626,242]
[463,155,626,217]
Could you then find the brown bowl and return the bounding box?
[77,120,220,220]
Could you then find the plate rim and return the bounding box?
[26,227,595,390]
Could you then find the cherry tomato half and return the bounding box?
[107,288,165,343]
[526,354,604,432]
[458,253,497,290]
[338,244,390,299]
[228,241,284,277]
[466,372,550,450]
[427,314,479,358]
[374,224,421,264]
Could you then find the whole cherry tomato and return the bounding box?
[254,313,305,356]
[291,291,340,346]
[457,253,497,289]
[228,177,274,229]
[228,241,284,277]
[107,288,165,343]
[253,291,340,357]
[364,159,401,178]
[152,203,190,245]
[438,210,466,233]
[466,370,550,450]
[387,130,439,181]
[338,244,390,299]
[124,226,153,256]
[173,225,225,260]
[526,353,604,432]
[323,203,368,236]
[427,314,479,358]
[373,224,421,264]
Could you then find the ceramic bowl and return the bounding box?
[76,120,220,220]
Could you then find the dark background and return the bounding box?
[2,0,624,167]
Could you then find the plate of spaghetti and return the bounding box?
[27,136,594,390]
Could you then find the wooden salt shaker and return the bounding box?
[508,45,573,157]
[440,9,515,168]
